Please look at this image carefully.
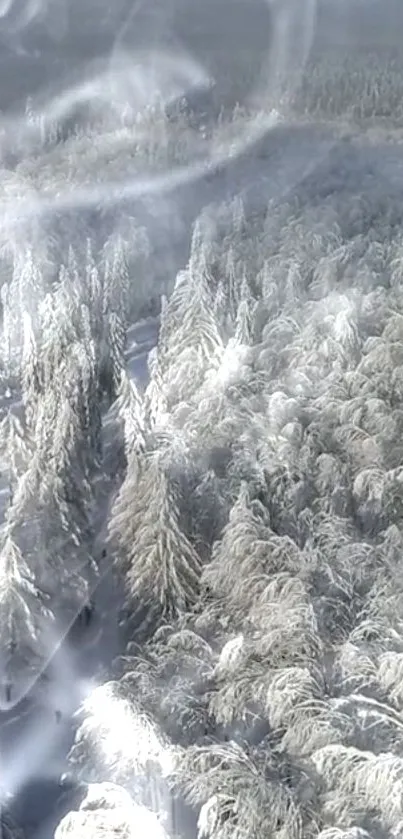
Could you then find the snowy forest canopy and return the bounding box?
[2,2,403,838]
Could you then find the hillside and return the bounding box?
[2,2,403,838]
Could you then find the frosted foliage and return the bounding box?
[4,14,403,839]
[79,783,135,810]
[144,348,170,431]
[55,809,136,837]
[317,831,373,839]
[312,745,403,831]
[175,742,302,839]
[69,682,175,784]
[55,784,168,839]
[115,369,145,455]
[377,652,403,708]
[215,635,245,676]
[0,535,53,689]
[0,410,31,482]
[114,459,201,623]
[158,263,223,405]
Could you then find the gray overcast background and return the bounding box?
[0,0,401,115]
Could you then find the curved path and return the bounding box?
[0,318,159,838]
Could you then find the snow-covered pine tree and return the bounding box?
[97,229,142,406]
[157,262,223,408]
[171,739,311,839]
[3,247,46,376]
[110,455,201,638]
[144,347,170,433]
[0,532,54,705]
[113,368,146,460]
[20,312,41,432]
[0,409,32,505]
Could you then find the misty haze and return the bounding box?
[0,1,403,838]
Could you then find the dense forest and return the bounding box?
[2,9,403,838]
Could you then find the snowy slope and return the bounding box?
[0,317,159,838]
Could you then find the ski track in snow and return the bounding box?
[0,317,159,838]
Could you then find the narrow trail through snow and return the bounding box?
[0,317,159,839]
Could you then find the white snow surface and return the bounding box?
[55,782,169,839]
[0,317,159,808]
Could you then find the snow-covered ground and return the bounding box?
[0,4,402,835]
[0,317,159,838]
[3,113,403,835]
